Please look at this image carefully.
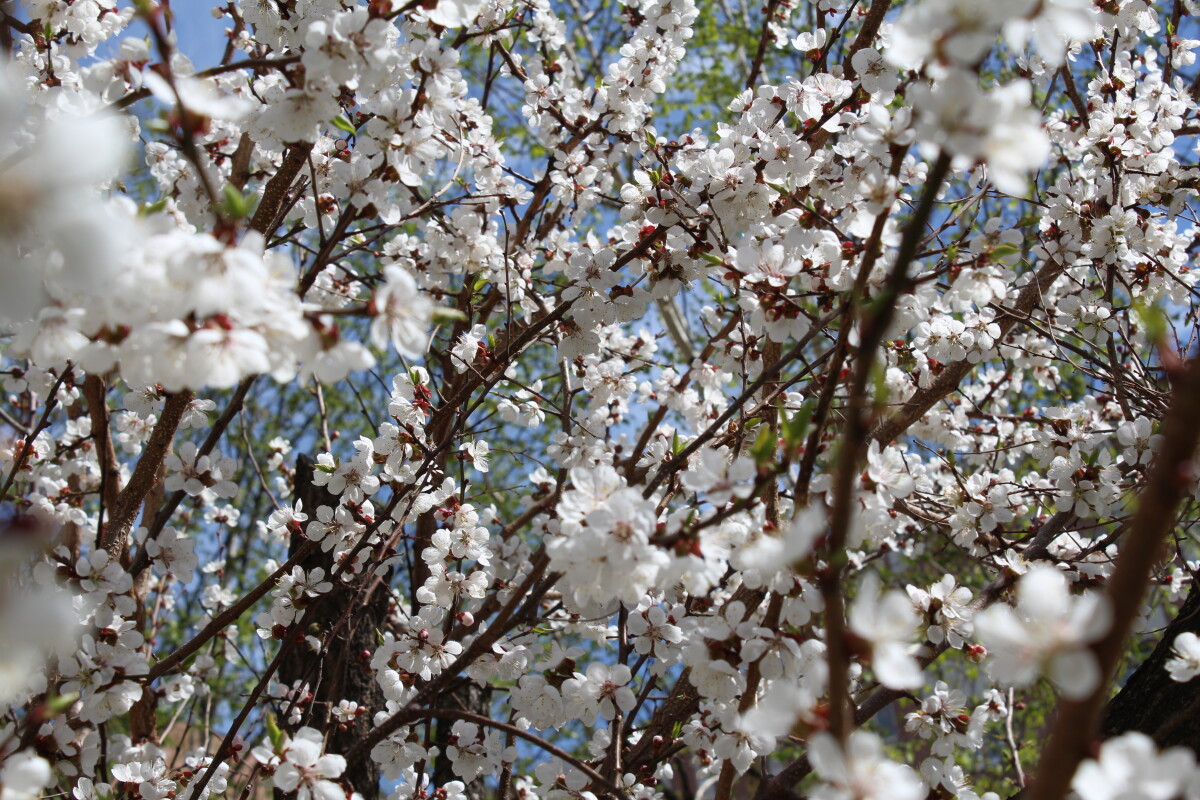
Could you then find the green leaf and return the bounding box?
[432,307,468,324]
[990,242,1021,259]
[751,425,776,467]
[139,198,169,217]
[221,183,252,219]
[331,114,358,136]
[45,692,79,714]
[871,359,889,409]
[782,400,815,457]
[1134,299,1168,343]
[265,712,284,750]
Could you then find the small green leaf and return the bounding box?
[991,242,1021,259]
[46,692,79,714]
[432,307,468,324]
[1134,299,1168,343]
[331,114,358,136]
[139,198,169,217]
[221,183,252,219]
[782,400,815,457]
[751,425,776,466]
[265,713,284,750]
[871,359,889,409]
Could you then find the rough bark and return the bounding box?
[280,454,388,800]
[1103,583,1200,751]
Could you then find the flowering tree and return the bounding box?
[4,0,1200,798]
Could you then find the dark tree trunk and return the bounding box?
[1103,582,1200,751]
[279,454,388,800]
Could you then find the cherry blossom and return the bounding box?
[808,731,925,800]
[1,0,1200,798]
[255,728,346,800]
[1071,732,1196,800]
[974,567,1111,699]
[1167,632,1200,683]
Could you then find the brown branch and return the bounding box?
[1058,65,1091,132]
[83,375,121,514]
[0,368,70,507]
[822,150,953,743]
[107,55,301,112]
[843,0,892,80]
[130,376,257,577]
[250,144,314,236]
[400,708,633,800]
[1027,352,1200,800]
[796,144,908,501]
[145,540,318,682]
[344,550,553,764]
[744,0,782,89]
[870,256,1066,445]
[101,391,192,559]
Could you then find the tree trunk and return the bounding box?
[1103,583,1200,752]
[279,454,388,800]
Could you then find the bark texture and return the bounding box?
[280,454,388,800]
[1103,583,1200,751]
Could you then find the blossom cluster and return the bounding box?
[1,0,1200,799]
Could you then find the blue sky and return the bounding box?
[127,1,228,63]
